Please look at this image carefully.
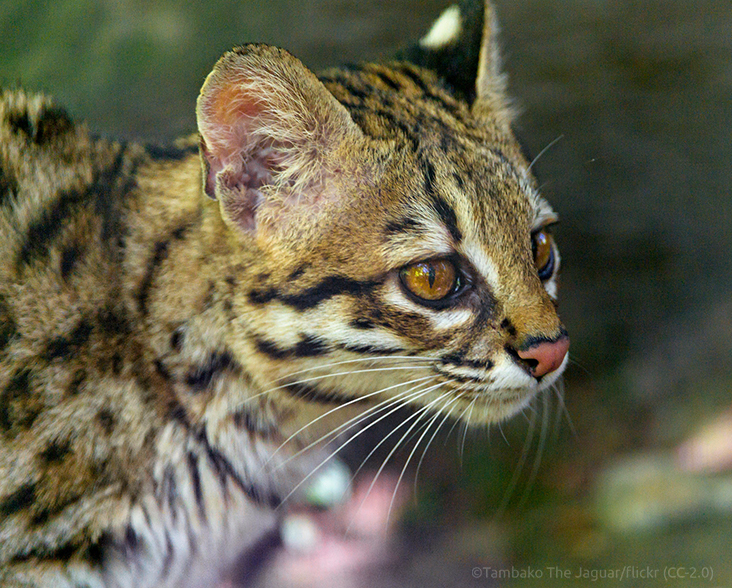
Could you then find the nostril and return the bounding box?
[516,335,570,378]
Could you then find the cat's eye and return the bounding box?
[400,258,459,303]
[532,228,556,280]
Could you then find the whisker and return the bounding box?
[349,381,451,480]
[388,392,459,524]
[443,391,477,445]
[274,385,438,506]
[245,363,433,404]
[415,389,468,492]
[495,402,537,515]
[516,390,550,510]
[459,395,479,465]
[346,386,450,536]
[264,374,435,464]
[527,134,564,172]
[552,379,575,436]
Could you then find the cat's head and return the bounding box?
[196,0,568,435]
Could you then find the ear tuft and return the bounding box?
[196,44,361,233]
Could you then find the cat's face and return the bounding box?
[197,2,568,438]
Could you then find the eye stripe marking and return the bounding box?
[248,276,378,311]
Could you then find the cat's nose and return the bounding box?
[517,335,569,378]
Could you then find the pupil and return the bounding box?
[427,265,436,288]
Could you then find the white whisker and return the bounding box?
[516,390,550,510]
[388,392,459,524]
[346,385,451,535]
[264,374,435,464]
[274,384,439,506]
[527,134,564,172]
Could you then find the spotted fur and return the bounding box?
[0,1,567,586]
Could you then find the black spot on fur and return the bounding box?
[253,337,288,360]
[0,369,32,431]
[153,360,171,382]
[122,525,141,557]
[185,351,235,392]
[44,320,93,361]
[161,465,178,516]
[248,288,277,305]
[500,318,517,337]
[97,307,130,336]
[67,370,86,396]
[137,240,169,314]
[0,297,17,351]
[40,440,72,465]
[145,142,198,161]
[7,111,33,137]
[375,70,403,91]
[338,343,405,356]
[16,187,89,271]
[97,409,115,435]
[111,353,124,375]
[232,407,274,437]
[187,451,205,519]
[59,245,82,280]
[136,221,192,314]
[195,428,281,508]
[84,533,110,567]
[294,335,328,357]
[0,482,36,516]
[288,265,307,281]
[6,104,73,146]
[254,335,328,360]
[33,106,74,144]
[170,327,185,352]
[0,165,19,208]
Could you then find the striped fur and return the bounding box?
[0,1,567,586]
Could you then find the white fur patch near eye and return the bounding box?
[462,242,501,292]
[430,308,473,330]
[420,5,462,50]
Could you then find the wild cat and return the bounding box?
[0,0,568,586]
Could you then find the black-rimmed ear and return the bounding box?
[196,44,363,234]
[398,0,510,117]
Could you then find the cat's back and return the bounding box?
[0,90,150,573]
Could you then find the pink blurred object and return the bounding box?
[271,471,409,586]
[677,409,732,473]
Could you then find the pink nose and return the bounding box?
[517,336,570,378]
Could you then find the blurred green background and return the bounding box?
[2,0,731,586]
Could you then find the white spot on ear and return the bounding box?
[420,5,462,50]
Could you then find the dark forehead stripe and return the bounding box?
[384,216,422,236]
[423,159,462,243]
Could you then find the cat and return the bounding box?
[0,0,568,586]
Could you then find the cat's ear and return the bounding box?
[196,44,362,233]
[399,0,511,118]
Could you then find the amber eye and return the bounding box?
[400,258,458,302]
[532,229,556,280]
